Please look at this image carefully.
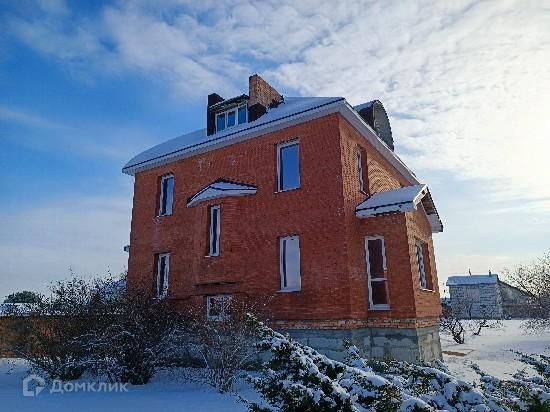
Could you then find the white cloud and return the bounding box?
[4,1,549,208]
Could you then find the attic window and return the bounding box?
[216,104,247,132]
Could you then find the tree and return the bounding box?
[4,290,42,304]
[503,250,550,331]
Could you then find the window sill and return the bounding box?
[369,305,390,311]
[156,214,173,218]
[420,288,435,293]
[277,288,301,293]
[275,187,300,194]
[204,254,219,258]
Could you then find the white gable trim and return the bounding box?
[187,179,257,207]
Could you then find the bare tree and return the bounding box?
[503,250,550,331]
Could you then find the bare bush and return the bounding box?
[9,277,107,381]
[183,296,270,393]
[504,250,550,331]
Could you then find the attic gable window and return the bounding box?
[215,104,247,132]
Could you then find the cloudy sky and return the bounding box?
[1,0,549,299]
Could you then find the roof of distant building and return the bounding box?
[446,274,499,286]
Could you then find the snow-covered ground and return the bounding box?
[441,319,550,382]
[2,320,547,411]
[0,359,247,412]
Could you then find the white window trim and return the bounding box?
[158,174,174,217]
[416,240,431,290]
[206,294,232,321]
[279,235,301,292]
[215,104,247,133]
[208,205,221,256]
[276,140,300,193]
[357,150,365,193]
[156,253,170,299]
[365,236,390,310]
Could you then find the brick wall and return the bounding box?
[248,74,282,108]
[127,112,442,327]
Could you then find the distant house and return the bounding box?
[446,273,533,319]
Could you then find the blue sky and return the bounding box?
[1,0,549,299]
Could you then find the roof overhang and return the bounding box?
[122,99,421,187]
[187,178,257,207]
[356,184,443,233]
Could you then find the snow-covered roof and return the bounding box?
[187,178,257,207]
[123,97,343,175]
[121,97,422,191]
[355,184,443,232]
[446,275,499,286]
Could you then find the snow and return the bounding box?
[446,274,499,285]
[441,320,550,382]
[122,96,343,175]
[187,179,257,207]
[0,359,247,412]
[355,184,443,233]
[356,184,428,215]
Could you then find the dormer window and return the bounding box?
[215,104,247,132]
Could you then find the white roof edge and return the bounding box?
[122,98,346,176]
[187,180,257,207]
[122,98,421,188]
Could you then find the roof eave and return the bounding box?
[121,98,346,176]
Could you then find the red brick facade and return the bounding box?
[126,112,442,329]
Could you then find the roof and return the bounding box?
[121,97,421,189]
[446,274,499,286]
[187,178,257,207]
[123,96,342,175]
[355,184,443,232]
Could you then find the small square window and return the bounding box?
[207,295,232,320]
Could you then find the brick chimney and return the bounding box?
[248,74,283,122]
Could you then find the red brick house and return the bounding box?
[123,74,444,362]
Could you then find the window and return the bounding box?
[207,295,232,321]
[209,205,221,256]
[215,104,247,132]
[156,253,170,298]
[357,150,365,192]
[416,240,433,290]
[158,175,174,216]
[280,235,301,291]
[416,241,427,289]
[365,236,389,309]
[277,141,300,192]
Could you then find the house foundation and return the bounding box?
[278,322,442,363]
[285,326,442,363]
